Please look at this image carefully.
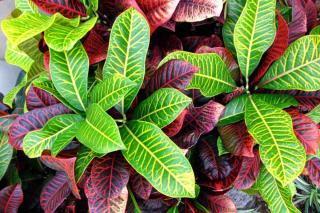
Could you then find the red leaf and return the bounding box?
[41,154,80,199]
[182,35,223,52]
[26,86,60,110]
[304,0,318,30]
[234,149,261,190]
[198,137,242,192]
[40,172,71,213]
[163,109,188,137]
[172,0,223,22]
[90,152,130,198]
[173,101,225,149]
[130,172,153,200]
[161,19,176,32]
[287,109,320,155]
[307,157,320,187]
[43,51,50,75]
[32,0,87,18]
[288,0,307,43]
[221,87,245,104]
[136,0,180,33]
[204,194,236,213]
[218,122,255,158]
[8,103,71,150]
[250,11,289,86]
[0,184,23,213]
[145,60,199,95]
[83,24,109,65]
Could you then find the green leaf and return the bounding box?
[89,74,136,111]
[1,12,55,46]
[3,76,27,108]
[259,36,320,91]
[75,146,104,182]
[222,0,246,56]
[120,120,195,198]
[245,95,306,185]
[158,51,237,97]
[0,132,13,180]
[307,105,320,123]
[234,0,276,79]
[217,136,229,156]
[310,26,320,35]
[44,15,97,51]
[5,42,34,72]
[23,114,83,158]
[103,8,150,113]
[257,166,300,213]
[50,42,89,112]
[132,88,191,128]
[76,104,125,154]
[15,0,38,13]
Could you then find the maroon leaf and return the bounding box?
[130,172,153,200]
[304,0,318,30]
[0,184,23,213]
[44,51,50,75]
[234,149,261,190]
[250,11,289,86]
[163,109,188,137]
[287,109,319,155]
[145,60,199,94]
[288,0,307,43]
[161,19,176,32]
[136,0,180,33]
[198,137,242,192]
[8,103,71,150]
[307,157,320,187]
[40,154,80,199]
[32,0,87,18]
[83,24,109,65]
[90,152,130,198]
[172,0,223,22]
[180,199,202,213]
[182,35,223,52]
[221,87,245,104]
[218,122,255,158]
[26,86,60,110]
[204,194,236,213]
[85,177,128,213]
[40,172,71,213]
[173,101,225,149]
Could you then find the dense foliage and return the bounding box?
[0,0,320,212]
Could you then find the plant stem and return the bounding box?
[192,200,210,213]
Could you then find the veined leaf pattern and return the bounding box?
[120,120,195,198]
[0,132,13,181]
[234,0,276,79]
[76,104,125,154]
[158,51,237,97]
[50,42,89,112]
[16,0,38,12]
[259,36,320,91]
[307,104,320,123]
[245,95,306,185]
[0,184,23,213]
[133,88,191,128]
[103,8,150,112]
[26,86,60,110]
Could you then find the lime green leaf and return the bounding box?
[133,88,191,128]
[75,146,104,182]
[217,136,229,156]
[307,105,320,123]
[0,132,13,180]
[259,36,320,91]
[15,0,38,13]
[50,42,89,112]
[245,95,306,185]
[5,42,34,72]
[3,76,27,108]
[76,104,125,154]
[103,8,150,112]
[44,15,97,51]
[120,120,195,198]
[89,74,136,111]
[23,114,82,158]
[158,51,237,97]
[1,12,55,46]
[257,166,300,213]
[234,0,276,79]
[310,26,320,35]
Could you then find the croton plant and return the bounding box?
[0,0,319,212]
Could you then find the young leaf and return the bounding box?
[120,120,195,198]
[257,166,299,212]
[133,88,191,128]
[158,51,237,97]
[245,95,306,185]
[0,184,23,213]
[0,132,13,181]
[76,104,125,154]
[307,104,320,123]
[234,0,276,79]
[89,74,136,111]
[50,42,89,112]
[259,36,320,91]
[16,0,38,12]
[103,8,150,113]
[40,172,71,213]
[306,157,320,187]
[26,86,60,110]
